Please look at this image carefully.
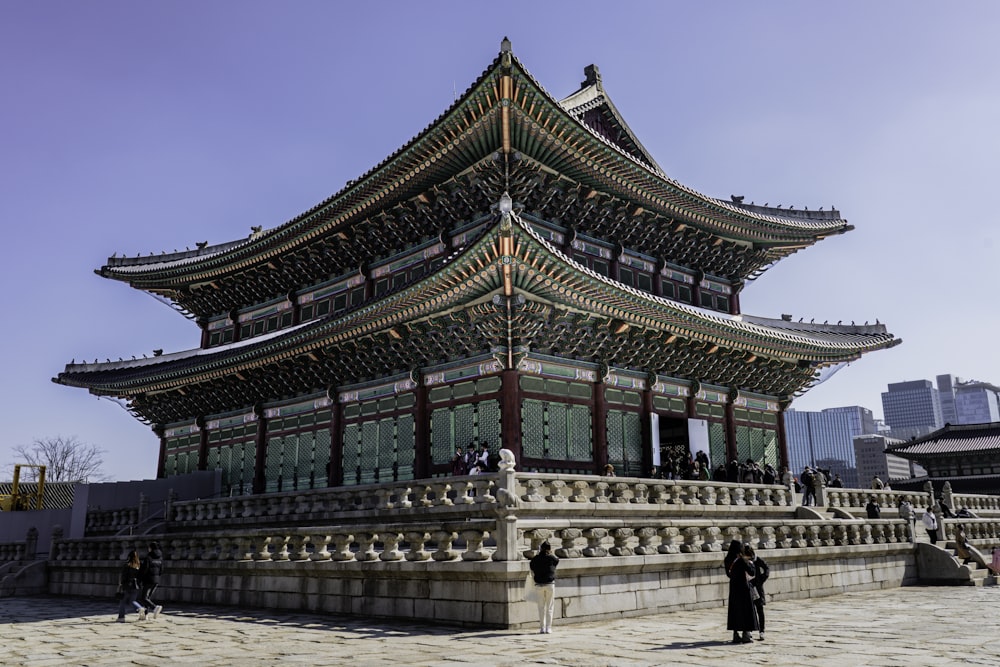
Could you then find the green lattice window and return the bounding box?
[521,399,593,463]
[606,409,642,476]
[709,422,727,467]
[430,399,502,467]
[342,394,419,484]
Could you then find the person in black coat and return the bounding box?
[116,550,145,622]
[529,542,560,634]
[724,540,757,643]
[724,540,757,644]
[745,544,770,640]
[138,541,164,620]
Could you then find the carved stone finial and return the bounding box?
[500,37,511,53]
[498,448,517,472]
[583,64,602,88]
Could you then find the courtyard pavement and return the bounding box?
[1,586,998,666]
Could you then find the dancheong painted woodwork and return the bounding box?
[54,40,899,495]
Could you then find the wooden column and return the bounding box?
[328,391,343,487]
[500,369,522,464]
[725,397,738,465]
[777,400,790,472]
[640,380,654,477]
[692,270,704,308]
[196,416,208,471]
[653,259,664,298]
[252,405,268,494]
[414,379,430,479]
[729,280,743,316]
[197,318,209,349]
[288,290,300,326]
[153,425,166,479]
[592,379,608,473]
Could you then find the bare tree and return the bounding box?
[10,436,110,482]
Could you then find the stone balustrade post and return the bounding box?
[569,480,590,503]
[431,530,458,561]
[609,528,634,556]
[657,526,681,554]
[556,528,583,558]
[288,534,310,561]
[592,481,611,503]
[701,526,722,552]
[379,533,404,561]
[354,532,378,561]
[404,531,431,561]
[435,483,455,507]
[635,527,657,555]
[732,487,746,506]
[759,525,776,550]
[25,527,38,561]
[667,482,683,504]
[309,535,332,561]
[461,529,490,561]
[683,484,700,505]
[546,479,567,503]
[611,482,631,504]
[582,528,608,557]
[745,487,760,506]
[522,479,544,503]
[253,536,272,561]
[715,485,731,506]
[648,483,669,505]
[680,526,702,554]
[491,465,520,562]
[330,533,355,561]
[632,483,649,504]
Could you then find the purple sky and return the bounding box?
[2,2,998,481]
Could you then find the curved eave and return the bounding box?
[512,216,898,364]
[98,45,849,293]
[60,213,897,397]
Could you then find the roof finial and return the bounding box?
[500,37,511,53]
[583,64,602,88]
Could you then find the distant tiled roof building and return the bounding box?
[886,422,1000,495]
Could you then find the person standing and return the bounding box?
[800,468,815,506]
[922,507,939,543]
[866,497,881,519]
[138,541,164,620]
[745,544,769,641]
[724,539,757,643]
[451,447,466,475]
[116,550,146,622]
[529,542,559,634]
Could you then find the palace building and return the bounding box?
[54,40,899,495]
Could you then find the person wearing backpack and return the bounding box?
[746,544,770,641]
[138,541,164,620]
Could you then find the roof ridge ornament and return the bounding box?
[583,64,602,89]
[500,36,511,53]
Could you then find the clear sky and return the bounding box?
[2,1,998,481]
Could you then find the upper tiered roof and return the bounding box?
[96,39,853,320]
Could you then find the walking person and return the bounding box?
[116,550,146,622]
[922,507,939,543]
[529,542,559,634]
[724,540,757,643]
[745,544,770,641]
[138,541,164,620]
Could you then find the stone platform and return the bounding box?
[3,586,998,666]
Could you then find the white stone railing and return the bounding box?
[51,521,497,564]
[166,476,499,530]
[517,518,912,557]
[85,507,141,535]
[825,489,932,511]
[947,494,1000,515]
[511,474,793,508]
[941,518,1000,542]
[0,541,28,562]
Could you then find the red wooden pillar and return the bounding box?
[252,405,268,494]
[640,379,654,477]
[500,369,522,464]
[692,270,704,308]
[592,379,608,473]
[328,390,343,487]
[154,425,166,479]
[725,397,738,464]
[196,416,208,471]
[777,400,790,472]
[414,380,430,479]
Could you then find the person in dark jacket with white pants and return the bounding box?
[529,542,559,634]
[138,541,164,620]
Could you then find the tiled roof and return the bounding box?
[886,422,1000,457]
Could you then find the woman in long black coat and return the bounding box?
[724,540,758,643]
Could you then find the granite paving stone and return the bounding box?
[0,587,998,666]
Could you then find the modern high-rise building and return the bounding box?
[881,380,942,438]
[853,434,912,485]
[954,380,1000,424]
[784,406,877,488]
